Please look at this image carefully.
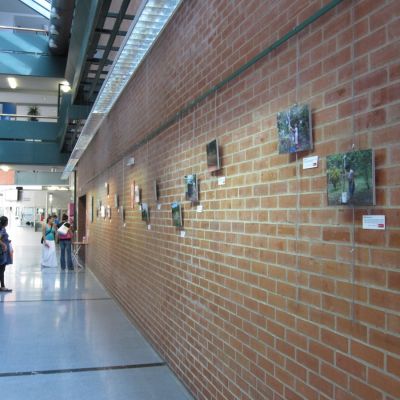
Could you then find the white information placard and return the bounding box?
[197,205,203,213]
[180,230,186,238]
[303,155,319,169]
[362,215,385,230]
[218,176,226,186]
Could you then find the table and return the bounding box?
[72,241,87,269]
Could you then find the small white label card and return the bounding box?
[196,205,203,213]
[180,230,186,238]
[157,203,162,210]
[147,225,151,230]
[303,155,319,170]
[362,215,385,230]
[218,176,226,185]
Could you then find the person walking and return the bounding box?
[0,216,13,292]
[41,216,58,268]
[57,214,74,271]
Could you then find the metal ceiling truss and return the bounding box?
[61,0,134,153]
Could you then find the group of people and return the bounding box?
[41,214,74,270]
[0,213,74,293]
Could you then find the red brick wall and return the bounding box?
[77,1,400,399]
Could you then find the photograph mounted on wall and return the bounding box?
[119,206,125,223]
[90,196,94,222]
[206,139,220,172]
[171,202,183,228]
[277,104,312,154]
[185,174,198,203]
[100,205,106,219]
[327,149,375,206]
[154,180,160,203]
[106,205,111,219]
[130,183,135,208]
[114,194,119,208]
[141,203,150,223]
[135,183,141,204]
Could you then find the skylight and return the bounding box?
[19,0,51,19]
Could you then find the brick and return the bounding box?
[370,329,400,356]
[349,378,383,400]
[368,368,400,399]
[351,341,384,368]
[336,353,366,380]
[370,289,400,312]
[321,329,348,352]
[371,42,400,69]
[322,227,350,242]
[387,355,400,378]
[321,362,348,387]
[354,69,388,95]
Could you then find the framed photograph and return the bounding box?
[106,205,111,219]
[135,183,141,204]
[327,149,375,206]
[277,104,312,154]
[171,202,183,228]
[206,139,220,172]
[114,194,119,208]
[119,205,125,223]
[154,180,160,203]
[185,174,198,203]
[90,196,94,222]
[130,182,135,208]
[100,205,106,218]
[141,202,150,223]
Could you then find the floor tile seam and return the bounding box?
[0,297,112,303]
[0,362,167,378]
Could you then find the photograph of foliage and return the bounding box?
[277,104,312,154]
[206,139,220,172]
[141,203,150,223]
[171,202,183,228]
[185,174,198,203]
[327,149,375,206]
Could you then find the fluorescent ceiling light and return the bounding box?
[60,83,71,93]
[0,165,10,172]
[19,0,51,19]
[7,77,17,89]
[62,0,183,180]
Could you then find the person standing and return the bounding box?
[41,216,58,268]
[57,214,74,271]
[0,216,13,292]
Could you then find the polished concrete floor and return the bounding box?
[0,224,192,400]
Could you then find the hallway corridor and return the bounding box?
[0,225,192,400]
